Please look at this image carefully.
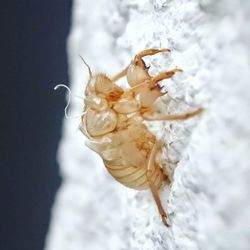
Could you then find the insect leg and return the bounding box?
[143,108,204,121]
[112,48,171,82]
[111,66,129,82]
[146,142,169,227]
[135,48,171,60]
[127,68,183,108]
[149,68,183,90]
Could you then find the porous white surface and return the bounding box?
[45,1,250,250]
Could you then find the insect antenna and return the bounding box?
[54,84,86,119]
[78,55,92,78]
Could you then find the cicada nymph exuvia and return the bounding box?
[58,48,203,226]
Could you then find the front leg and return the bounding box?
[149,68,183,90]
[135,48,171,62]
[112,48,171,85]
[143,108,204,121]
[130,69,183,108]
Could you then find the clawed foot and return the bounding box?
[150,68,183,90]
[161,212,170,227]
[136,48,171,61]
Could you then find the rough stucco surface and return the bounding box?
[45,1,250,250]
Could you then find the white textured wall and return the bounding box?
[45,1,250,250]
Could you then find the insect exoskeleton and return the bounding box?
[79,49,204,226]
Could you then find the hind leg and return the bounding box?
[146,142,169,227]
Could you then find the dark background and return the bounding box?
[0,1,72,250]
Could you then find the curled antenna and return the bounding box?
[54,84,85,119]
[78,55,92,78]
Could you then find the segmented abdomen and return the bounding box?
[104,160,165,190]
